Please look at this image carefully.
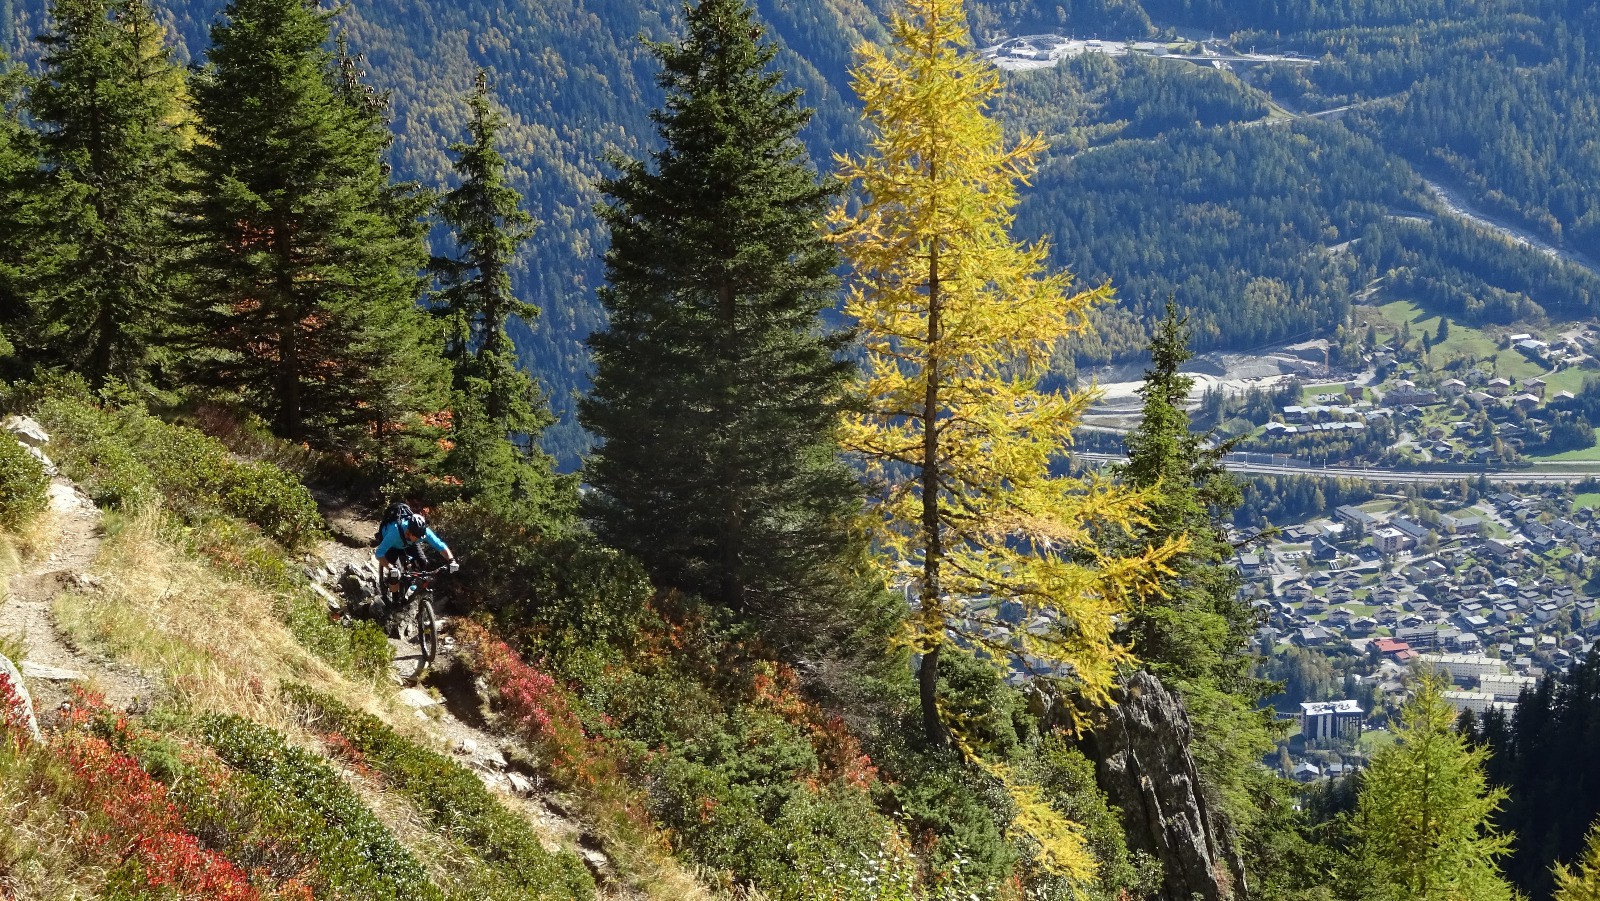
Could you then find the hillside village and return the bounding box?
[1246,479,1600,779]
[1071,303,1600,783]
[1227,308,1600,469]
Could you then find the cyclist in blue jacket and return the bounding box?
[374,504,458,621]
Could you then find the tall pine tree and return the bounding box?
[26,0,186,386]
[1117,301,1296,892]
[1346,675,1515,901]
[581,0,866,642]
[830,0,1177,751]
[0,59,40,378]
[433,72,568,525]
[181,0,444,457]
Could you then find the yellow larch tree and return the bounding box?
[1556,823,1600,901]
[829,0,1179,793]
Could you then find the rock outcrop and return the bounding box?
[0,652,42,741]
[1075,671,1249,901]
[4,414,57,475]
[3,415,49,448]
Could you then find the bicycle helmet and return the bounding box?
[404,512,428,538]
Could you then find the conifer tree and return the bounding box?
[1346,675,1515,901]
[181,0,444,457]
[582,0,865,638]
[433,72,567,523]
[26,0,186,386]
[1555,822,1600,901]
[1116,301,1282,853]
[0,60,40,377]
[831,0,1178,753]
[1119,301,1255,678]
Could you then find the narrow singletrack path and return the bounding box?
[1,478,153,713]
[307,507,637,896]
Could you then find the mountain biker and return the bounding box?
[373,504,458,625]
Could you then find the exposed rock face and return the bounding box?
[1078,670,1249,901]
[3,415,49,448]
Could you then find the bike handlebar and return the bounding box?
[400,566,451,578]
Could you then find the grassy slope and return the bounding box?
[1374,299,1600,461]
[1372,298,1600,388]
[1,501,701,901]
[1374,299,1526,370]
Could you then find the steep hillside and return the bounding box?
[0,399,676,899]
[0,386,1174,901]
[9,0,1595,467]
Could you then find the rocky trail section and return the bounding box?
[1,418,154,719]
[0,417,636,897]
[303,513,636,897]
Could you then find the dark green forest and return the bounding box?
[6,0,1600,896]
[9,0,1594,466]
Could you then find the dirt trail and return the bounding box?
[307,515,637,897]
[1,478,154,714]
[1,467,639,895]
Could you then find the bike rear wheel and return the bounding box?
[415,592,438,666]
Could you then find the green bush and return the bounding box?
[432,502,651,662]
[32,393,324,549]
[31,394,156,509]
[179,401,326,479]
[199,713,444,900]
[0,435,48,529]
[285,686,596,901]
[650,725,914,900]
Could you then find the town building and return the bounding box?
[1442,690,1505,715]
[1478,674,1537,702]
[1300,700,1364,742]
[1417,652,1509,683]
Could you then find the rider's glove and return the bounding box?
[448,560,460,574]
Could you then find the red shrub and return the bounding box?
[455,620,653,832]
[61,733,264,900]
[749,663,878,792]
[322,731,379,781]
[39,689,310,900]
[0,672,32,746]
[455,620,581,756]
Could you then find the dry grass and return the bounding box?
[586,817,717,901]
[0,511,62,607]
[51,509,392,733]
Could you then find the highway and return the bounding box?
[1071,452,1600,484]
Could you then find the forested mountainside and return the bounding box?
[12,0,1600,896]
[1004,0,1600,365]
[9,0,1596,465]
[2,0,894,464]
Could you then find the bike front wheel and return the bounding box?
[415,592,438,666]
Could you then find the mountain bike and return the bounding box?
[394,562,450,667]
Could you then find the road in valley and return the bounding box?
[1072,451,1600,484]
[1418,177,1600,279]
